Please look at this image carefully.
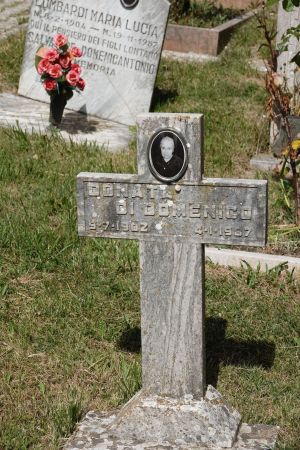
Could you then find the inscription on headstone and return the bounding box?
[78,177,267,246]
[72,114,277,450]
[18,0,170,125]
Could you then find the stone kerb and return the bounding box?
[163,11,255,56]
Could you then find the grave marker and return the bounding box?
[18,0,170,125]
[271,4,300,154]
[71,113,278,450]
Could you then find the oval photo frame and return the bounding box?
[147,128,188,183]
[120,0,139,9]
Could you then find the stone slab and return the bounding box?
[250,154,279,172]
[206,247,300,276]
[18,0,170,126]
[162,50,218,64]
[0,93,132,151]
[0,0,31,40]
[77,174,268,246]
[64,405,279,449]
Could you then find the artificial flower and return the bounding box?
[43,79,57,91]
[66,70,80,86]
[48,63,63,79]
[70,63,81,74]
[77,78,85,91]
[37,58,51,75]
[59,54,71,69]
[53,33,68,48]
[70,46,82,57]
[44,48,59,62]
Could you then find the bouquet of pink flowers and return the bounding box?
[35,33,85,99]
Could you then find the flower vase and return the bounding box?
[49,91,72,128]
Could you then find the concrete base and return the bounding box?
[108,387,241,448]
[0,93,132,152]
[206,247,300,276]
[162,50,218,63]
[64,415,279,450]
[249,154,279,172]
[64,387,279,450]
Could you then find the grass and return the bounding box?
[0,14,299,450]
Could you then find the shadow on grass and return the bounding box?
[118,325,141,353]
[150,87,178,111]
[118,318,275,387]
[206,317,275,387]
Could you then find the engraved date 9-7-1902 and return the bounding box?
[89,220,149,233]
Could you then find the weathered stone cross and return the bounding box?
[76,113,269,449]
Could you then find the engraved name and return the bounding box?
[33,1,159,38]
[86,182,253,221]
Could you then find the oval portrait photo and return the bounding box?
[147,128,188,183]
[120,0,139,9]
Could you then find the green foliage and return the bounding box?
[256,2,300,225]
[0,32,26,92]
[169,0,190,21]
[279,0,300,67]
[53,397,83,441]
[241,260,293,288]
[118,358,142,402]
[282,0,300,12]
[170,0,241,28]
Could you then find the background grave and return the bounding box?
[19,0,170,126]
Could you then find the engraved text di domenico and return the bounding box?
[86,182,253,221]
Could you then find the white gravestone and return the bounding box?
[18,0,170,125]
[276,2,300,90]
[70,113,279,450]
[270,3,300,152]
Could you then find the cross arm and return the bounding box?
[77,172,267,247]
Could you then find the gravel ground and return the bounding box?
[0,0,31,40]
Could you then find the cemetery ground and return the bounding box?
[0,15,299,450]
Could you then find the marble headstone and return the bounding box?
[18,0,170,125]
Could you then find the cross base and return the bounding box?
[64,387,279,450]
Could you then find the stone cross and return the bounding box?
[76,113,269,448]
